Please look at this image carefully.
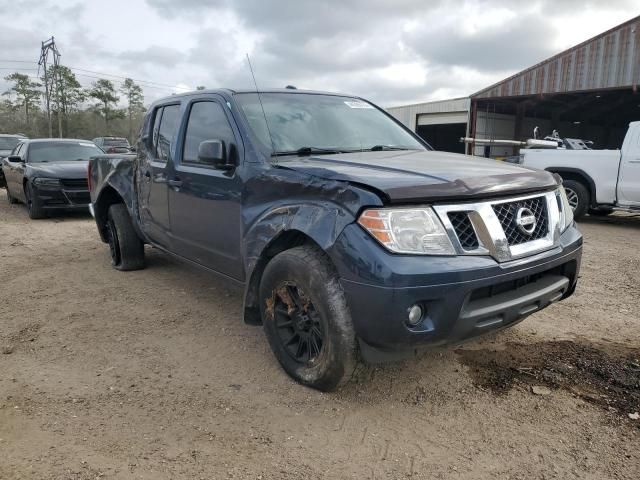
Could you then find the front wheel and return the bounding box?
[562,180,589,221]
[259,245,360,391]
[105,204,145,271]
[25,182,46,219]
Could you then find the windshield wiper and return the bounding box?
[271,146,355,157]
[369,145,412,151]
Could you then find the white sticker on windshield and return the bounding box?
[79,143,94,147]
[344,101,373,109]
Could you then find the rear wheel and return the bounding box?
[562,179,589,221]
[25,182,46,219]
[105,203,145,271]
[259,245,359,391]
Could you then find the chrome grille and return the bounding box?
[492,197,548,246]
[434,191,560,263]
[447,212,479,249]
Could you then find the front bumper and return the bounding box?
[33,183,91,210]
[330,223,582,360]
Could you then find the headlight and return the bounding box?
[33,177,61,187]
[557,186,574,232]
[358,207,455,255]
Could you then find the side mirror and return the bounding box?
[198,140,233,170]
[7,155,23,163]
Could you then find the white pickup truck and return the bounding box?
[518,121,640,219]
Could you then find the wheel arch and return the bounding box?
[241,201,355,326]
[94,186,126,243]
[545,167,597,207]
[242,229,328,325]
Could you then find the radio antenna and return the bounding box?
[246,53,276,155]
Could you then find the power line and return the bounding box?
[14,72,182,93]
[0,59,37,64]
[0,59,191,91]
[68,66,191,90]
[1,67,187,93]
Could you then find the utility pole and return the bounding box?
[38,37,63,138]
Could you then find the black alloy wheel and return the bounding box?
[259,245,359,391]
[271,284,325,364]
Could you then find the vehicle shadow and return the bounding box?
[47,210,94,221]
[578,212,640,229]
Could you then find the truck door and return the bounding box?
[137,103,181,247]
[167,97,243,280]
[617,124,640,206]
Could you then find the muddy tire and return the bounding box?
[259,245,359,391]
[106,203,145,271]
[562,180,589,221]
[25,182,46,219]
[6,185,18,204]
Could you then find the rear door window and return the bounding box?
[156,104,180,162]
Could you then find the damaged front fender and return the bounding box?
[240,166,383,324]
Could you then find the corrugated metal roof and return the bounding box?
[472,15,640,99]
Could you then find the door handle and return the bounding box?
[168,178,183,188]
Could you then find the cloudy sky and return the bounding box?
[0,0,637,108]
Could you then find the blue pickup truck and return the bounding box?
[88,88,582,391]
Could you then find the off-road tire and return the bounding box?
[106,203,145,271]
[563,179,589,221]
[259,245,359,391]
[25,182,46,219]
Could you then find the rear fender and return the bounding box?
[91,155,140,242]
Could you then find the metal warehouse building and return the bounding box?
[388,15,640,157]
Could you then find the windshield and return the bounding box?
[0,136,21,150]
[235,93,426,155]
[28,142,104,163]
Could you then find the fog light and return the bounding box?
[407,304,423,326]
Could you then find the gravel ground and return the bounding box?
[0,196,638,479]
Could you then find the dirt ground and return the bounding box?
[0,195,638,480]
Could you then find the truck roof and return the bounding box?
[149,88,361,106]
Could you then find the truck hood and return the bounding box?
[27,160,88,179]
[274,150,558,203]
